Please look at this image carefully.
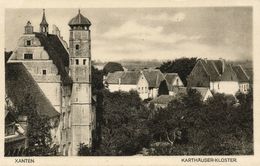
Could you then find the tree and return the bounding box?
[147,91,253,155]
[94,90,150,155]
[159,57,197,86]
[103,62,124,75]
[92,66,104,95]
[18,94,55,156]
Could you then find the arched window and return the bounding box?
[75,44,80,50]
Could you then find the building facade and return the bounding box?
[105,71,150,100]
[6,9,94,156]
[187,59,250,96]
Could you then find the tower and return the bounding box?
[24,21,33,34]
[40,9,49,34]
[68,9,93,156]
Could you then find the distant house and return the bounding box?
[187,59,250,96]
[150,95,176,108]
[172,87,213,102]
[151,87,213,108]
[5,110,28,156]
[164,73,184,95]
[142,69,165,98]
[105,71,149,100]
[232,65,250,94]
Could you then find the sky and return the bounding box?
[5,7,252,61]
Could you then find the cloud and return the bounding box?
[102,20,200,44]
[144,12,186,22]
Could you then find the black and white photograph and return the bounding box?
[1,0,259,165]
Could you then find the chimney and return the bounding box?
[118,78,121,85]
[204,58,207,63]
[219,58,225,74]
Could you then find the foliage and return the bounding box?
[159,57,197,86]
[78,143,93,156]
[103,62,124,75]
[94,90,151,155]
[92,66,104,95]
[18,94,55,156]
[147,90,253,155]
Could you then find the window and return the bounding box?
[63,112,66,129]
[68,111,71,128]
[24,53,33,59]
[75,44,80,50]
[26,40,31,46]
[43,70,47,75]
[83,59,86,65]
[76,59,79,65]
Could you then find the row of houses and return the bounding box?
[104,69,184,100]
[103,59,251,107]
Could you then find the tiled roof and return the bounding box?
[143,69,165,88]
[232,65,250,83]
[151,95,176,105]
[5,51,12,63]
[199,60,220,81]
[6,63,59,118]
[164,73,178,84]
[199,59,239,82]
[171,87,210,99]
[191,87,210,98]
[68,11,91,27]
[106,71,141,84]
[164,73,179,90]
[34,32,72,85]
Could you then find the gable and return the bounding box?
[143,70,165,88]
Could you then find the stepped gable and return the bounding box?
[6,63,59,118]
[34,32,72,85]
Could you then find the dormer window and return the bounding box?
[24,53,33,59]
[26,40,31,46]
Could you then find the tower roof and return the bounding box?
[40,9,48,26]
[68,9,91,27]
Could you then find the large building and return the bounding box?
[5,9,95,156]
[187,59,250,96]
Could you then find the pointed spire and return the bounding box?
[40,9,48,26]
[40,9,49,34]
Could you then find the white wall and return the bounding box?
[108,84,137,92]
[203,90,213,101]
[148,88,158,98]
[172,77,184,86]
[137,74,149,100]
[239,83,250,94]
[210,81,239,96]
